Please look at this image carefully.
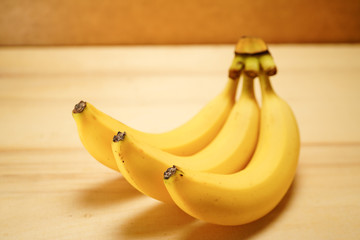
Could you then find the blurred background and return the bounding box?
[1,0,359,45]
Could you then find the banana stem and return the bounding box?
[259,73,275,98]
[244,56,260,78]
[223,75,240,100]
[228,55,244,80]
[259,54,277,76]
[223,55,242,99]
[241,74,255,98]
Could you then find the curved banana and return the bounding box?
[110,132,145,194]
[163,72,300,225]
[112,74,260,202]
[72,56,242,171]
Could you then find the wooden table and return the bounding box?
[0,44,359,239]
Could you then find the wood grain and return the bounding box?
[0,0,360,45]
[0,44,360,239]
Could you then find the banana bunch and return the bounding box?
[72,36,300,226]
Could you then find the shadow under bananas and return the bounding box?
[118,201,195,238]
[179,175,300,240]
[79,176,143,208]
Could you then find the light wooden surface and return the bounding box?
[0,44,360,239]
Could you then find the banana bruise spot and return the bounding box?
[164,165,177,179]
[73,100,86,113]
[113,131,126,142]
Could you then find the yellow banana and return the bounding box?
[112,74,260,202]
[163,72,300,225]
[72,55,242,171]
[110,132,146,194]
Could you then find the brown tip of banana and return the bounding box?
[73,100,86,113]
[164,165,177,179]
[235,36,268,55]
[113,131,126,142]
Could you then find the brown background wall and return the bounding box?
[0,0,359,45]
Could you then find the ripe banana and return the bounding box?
[72,55,242,171]
[112,73,260,202]
[163,72,300,225]
[111,131,145,194]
